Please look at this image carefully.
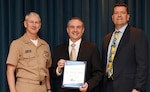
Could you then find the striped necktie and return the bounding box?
[70,43,76,60]
[107,31,119,78]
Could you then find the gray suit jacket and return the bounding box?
[103,25,149,92]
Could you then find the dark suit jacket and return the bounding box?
[50,40,103,92]
[103,25,149,92]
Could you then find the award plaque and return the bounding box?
[62,60,87,88]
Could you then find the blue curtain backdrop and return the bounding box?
[0,0,150,92]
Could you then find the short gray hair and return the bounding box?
[25,12,41,22]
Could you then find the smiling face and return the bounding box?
[67,18,84,42]
[24,12,41,35]
[112,6,130,29]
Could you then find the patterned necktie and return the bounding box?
[70,43,76,60]
[107,31,119,78]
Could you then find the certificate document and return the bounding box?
[62,60,87,88]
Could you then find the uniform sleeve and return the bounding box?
[6,41,20,66]
[46,44,52,68]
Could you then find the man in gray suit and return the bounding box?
[103,2,149,92]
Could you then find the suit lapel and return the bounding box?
[77,40,84,60]
[105,33,113,53]
[115,25,130,57]
[104,32,113,65]
[62,42,70,60]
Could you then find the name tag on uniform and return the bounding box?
[25,50,32,53]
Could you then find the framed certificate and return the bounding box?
[62,60,87,88]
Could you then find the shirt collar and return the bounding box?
[69,38,82,46]
[115,23,128,33]
[22,33,45,46]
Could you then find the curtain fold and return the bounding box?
[0,0,150,92]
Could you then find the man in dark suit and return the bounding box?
[50,17,103,92]
[103,2,149,92]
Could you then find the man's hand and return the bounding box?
[79,82,88,92]
[57,59,65,73]
[132,89,140,92]
[7,64,16,92]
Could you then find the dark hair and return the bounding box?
[113,2,129,14]
[67,17,84,27]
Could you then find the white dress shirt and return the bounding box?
[69,38,81,60]
[106,24,128,71]
[56,38,82,76]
